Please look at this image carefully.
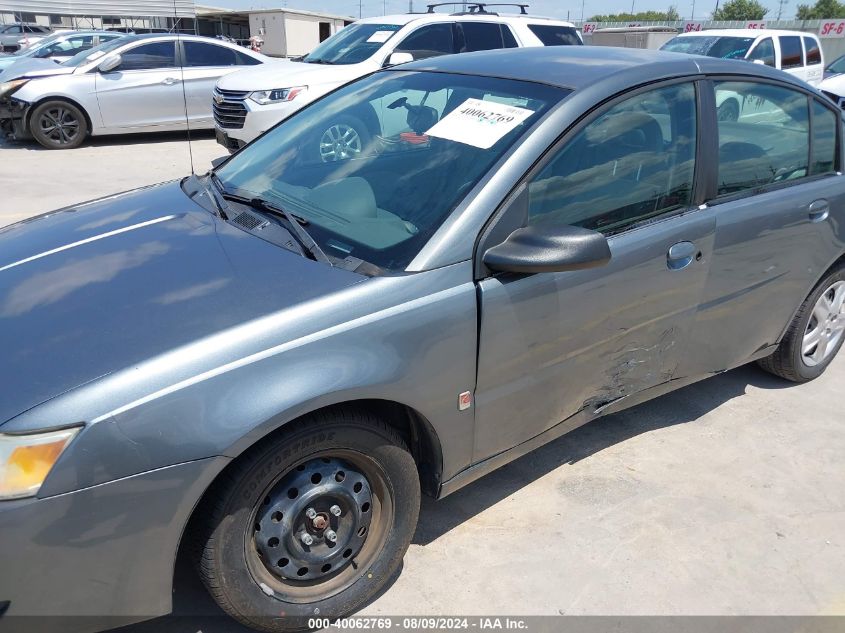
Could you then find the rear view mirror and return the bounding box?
[98,54,121,73]
[483,224,612,274]
[385,52,414,67]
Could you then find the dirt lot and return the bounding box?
[2,133,843,632]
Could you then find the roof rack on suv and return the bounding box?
[425,2,529,14]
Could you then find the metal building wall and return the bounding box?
[0,0,194,17]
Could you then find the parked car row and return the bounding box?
[0,22,52,52]
[2,43,845,633]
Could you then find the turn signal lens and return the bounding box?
[0,428,80,500]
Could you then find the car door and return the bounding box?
[680,80,845,376]
[95,40,185,130]
[179,40,261,125]
[473,81,716,461]
[803,36,824,86]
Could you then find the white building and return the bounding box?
[196,6,353,57]
[0,0,194,31]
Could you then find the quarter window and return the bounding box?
[395,23,455,60]
[119,41,176,71]
[527,83,697,234]
[779,36,803,69]
[811,100,837,175]
[804,36,822,65]
[747,38,775,67]
[714,81,809,196]
[527,24,581,46]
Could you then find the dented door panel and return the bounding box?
[472,210,716,463]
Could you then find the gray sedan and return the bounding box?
[1,47,844,631]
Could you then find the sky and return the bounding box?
[209,0,775,23]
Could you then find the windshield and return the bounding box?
[827,54,845,74]
[215,70,566,271]
[302,23,403,65]
[661,35,755,60]
[62,35,133,67]
[11,32,63,56]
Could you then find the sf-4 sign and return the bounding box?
[684,22,703,32]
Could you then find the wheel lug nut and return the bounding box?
[330,505,342,517]
[325,530,337,543]
[305,507,317,520]
[300,532,314,546]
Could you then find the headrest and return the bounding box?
[309,177,378,219]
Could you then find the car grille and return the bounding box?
[213,88,248,130]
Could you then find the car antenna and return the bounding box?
[174,0,195,175]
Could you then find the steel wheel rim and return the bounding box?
[802,280,845,367]
[38,106,79,145]
[245,449,393,604]
[319,124,362,162]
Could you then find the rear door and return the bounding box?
[473,80,715,461]
[803,35,824,85]
[778,34,806,81]
[392,22,457,61]
[179,40,261,126]
[680,80,845,375]
[95,40,184,129]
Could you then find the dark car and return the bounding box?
[1,47,844,632]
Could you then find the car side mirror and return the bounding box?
[384,52,413,67]
[752,59,765,65]
[98,54,121,73]
[482,223,612,274]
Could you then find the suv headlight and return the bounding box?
[0,427,81,500]
[248,86,306,105]
[0,78,28,98]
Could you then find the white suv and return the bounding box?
[213,4,581,152]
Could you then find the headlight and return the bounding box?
[0,427,80,500]
[248,86,306,105]
[0,78,28,98]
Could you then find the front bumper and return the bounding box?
[0,97,31,139]
[0,457,227,629]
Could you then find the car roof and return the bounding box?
[674,29,819,39]
[398,45,809,91]
[356,12,575,27]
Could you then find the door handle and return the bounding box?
[809,199,830,223]
[161,77,180,85]
[667,241,698,271]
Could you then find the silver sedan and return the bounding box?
[0,33,270,149]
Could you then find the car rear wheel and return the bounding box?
[30,100,88,149]
[193,409,420,632]
[758,264,845,382]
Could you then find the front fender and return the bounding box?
[28,262,479,498]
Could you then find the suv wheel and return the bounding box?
[318,115,370,162]
[30,100,88,149]
[193,409,420,632]
[758,264,845,382]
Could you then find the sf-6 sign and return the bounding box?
[819,20,845,37]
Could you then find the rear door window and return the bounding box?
[183,41,238,67]
[527,24,581,45]
[714,81,809,196]
[811,99,838,174]
[458,22,510,52]
[804,36,822,65]
[779,36,804,69]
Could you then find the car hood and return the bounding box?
[0,56,71,82]
[820,73,845,95]
[217,58,366,91]
[0,180,365,425]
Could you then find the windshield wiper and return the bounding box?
[223,193,332,265]
[204,172,231,220]
[304,58,333,64]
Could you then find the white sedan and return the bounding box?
[0,33,271,149]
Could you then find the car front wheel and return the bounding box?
[29,100,88,149]
[193,409,420,632]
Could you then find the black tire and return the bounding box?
[317,114,371,163]
[717,98,739,122]
[758,264,845,382]
[29,100,88,149]
[193,408,420,632]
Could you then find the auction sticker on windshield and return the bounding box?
[425,98,535,149]
[367,30,395,43]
